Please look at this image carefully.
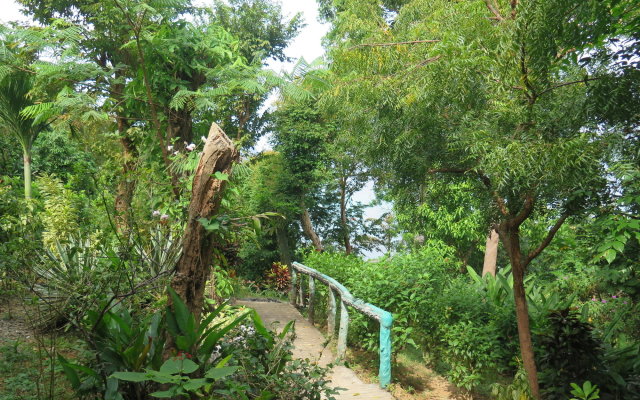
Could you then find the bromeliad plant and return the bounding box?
[58,288,251,400]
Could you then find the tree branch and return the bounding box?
[511,194,534,227]
[538,77,602,97]
[428,168,471,174]
[525,212,569,266]
[428,168,508,215]
[349,39,440,50]
[484,0,505,21]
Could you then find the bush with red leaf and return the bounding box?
[264,262,291,293]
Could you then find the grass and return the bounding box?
[0,337,81,400]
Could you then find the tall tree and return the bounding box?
[273,99,329,252]
[321,0,635,396]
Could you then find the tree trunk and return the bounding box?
[499,224,540,399]
[170,123,237,320]
[114,118,137,234]
[339,176,353,255]
[167,107,193,147]
[300,200,323,252]
[482,228,499,277]
[22,148,31,200]
[275,224,292,266]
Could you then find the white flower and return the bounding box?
[167,145,173,151]
[201,135,207,143]
[152,210,161,217]
[160,214,169,221]
[186,143,196,151]
[173,150,179,156]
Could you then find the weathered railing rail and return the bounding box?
[289,262,393,388]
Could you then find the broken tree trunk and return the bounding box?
[170,123,237,320]
[482,228,499,277]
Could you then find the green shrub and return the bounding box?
[38,175,82,249]
[304,244,459,355]
[536,308,605,400]
[59,289,339,400]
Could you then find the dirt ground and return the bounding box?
[0,298,33,345]
[347,347,471,400]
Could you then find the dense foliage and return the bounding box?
[0,0,638,399]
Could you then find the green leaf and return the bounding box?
[215,354,233,368]
[150,389,178,398]
[198,218,220,231]
[277,320,295,340]
[183,378,209,391]
[58,355,81,389]
[250,310,272,343]
[111,371,150,383]
[199,311,250,357]
[167,288,194,337]
[604,249,617,264]
[611,240,625,252]
[160,357,199,375]
[204,366,238,380]
[213,171,229,181]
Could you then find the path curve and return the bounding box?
[236,299,395,400]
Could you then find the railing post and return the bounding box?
[327,288,336,336]
[378,312,393,388]
[299,275,306,306]
[289,268,297,306]
[337,299,349,361]
[308,276,315,324]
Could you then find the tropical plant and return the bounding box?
[0,69,48,199]
[569,381,600,400]
[111,354,238,399]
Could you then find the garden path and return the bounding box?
[236,299,395,400]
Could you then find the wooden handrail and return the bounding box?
[289,262,393,388]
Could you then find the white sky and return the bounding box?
[0,0,28,22]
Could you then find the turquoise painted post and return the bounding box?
[337,299,349,360]
[289,269,297,306]
[327,288,336,336]
[290,262,393,389]
[308,276,315,324]
[299,275,305,306]
[378,312,393,388]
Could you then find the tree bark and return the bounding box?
[22,148,31,200]
[114,118,137,234]
[339,176,353,255]
[170,123,237,320]
[499,223,540,399]
[300,199,323,252]
[167,107,193,147]
[482,228,499,277]
[275,224,292,266]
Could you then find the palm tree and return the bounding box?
[0,70,48,199]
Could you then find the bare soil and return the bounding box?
[347,347,471,400]
[0,298,34,345]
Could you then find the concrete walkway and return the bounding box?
[236,299,395,400]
